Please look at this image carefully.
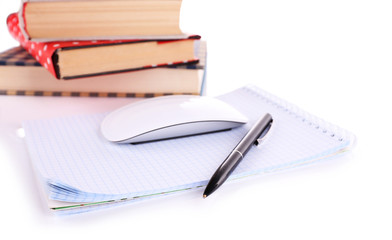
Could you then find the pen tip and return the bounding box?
[203,194,207,199]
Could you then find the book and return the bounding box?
[8,13,201,79]
[22,85,356,215]
[18,0,185,41]
[0,42,207,97]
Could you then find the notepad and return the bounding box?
[23,85,356,214]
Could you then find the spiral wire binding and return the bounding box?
[243,85,356,149]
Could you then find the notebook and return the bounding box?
[23,85,356,214]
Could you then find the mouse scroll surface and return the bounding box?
[101,95,248,143]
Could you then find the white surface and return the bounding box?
[0,0,391,239]
[101,95,247,143]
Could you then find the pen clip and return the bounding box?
[254,120,273,146]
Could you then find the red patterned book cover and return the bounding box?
[7,13,200,80]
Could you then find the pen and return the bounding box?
[203,113,273,198]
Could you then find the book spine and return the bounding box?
[7,13,59,78]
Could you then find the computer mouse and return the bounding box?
[101,95,248,144]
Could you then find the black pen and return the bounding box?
[203,113,273,198]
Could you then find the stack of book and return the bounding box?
[0,0,206,97]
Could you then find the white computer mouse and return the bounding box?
[101,95,248,143]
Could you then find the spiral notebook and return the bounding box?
[23,85,356,214]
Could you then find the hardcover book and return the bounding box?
[19,0,185,41]
[8,13,201,80]
[0,42,207,97]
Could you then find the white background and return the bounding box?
[1,0,391,239]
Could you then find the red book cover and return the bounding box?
[7,13,200,79]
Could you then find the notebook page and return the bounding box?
[23,86,355,202]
